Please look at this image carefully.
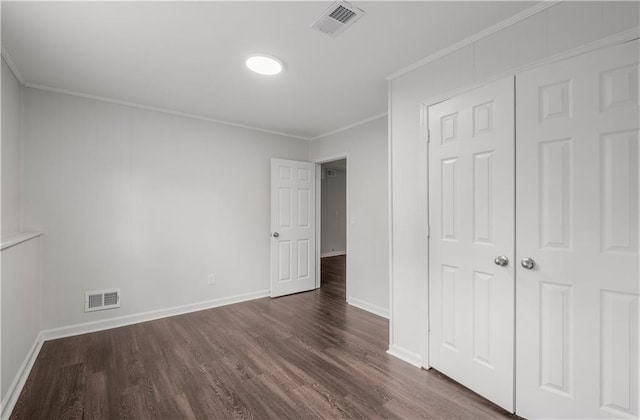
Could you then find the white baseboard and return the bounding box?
[320,251,346,258]
[387,344,422,368]
[347,297,389,319]
[41,289,270,341]
[1,333,44,420]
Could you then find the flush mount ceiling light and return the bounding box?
[246,54,283,75]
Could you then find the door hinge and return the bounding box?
[426,129,431,143]
[427,224,430,238]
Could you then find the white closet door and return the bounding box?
[516,40,639,419]
[428,76,515,412]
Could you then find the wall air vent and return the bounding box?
[85,288,121,312]
[311,1,365,38]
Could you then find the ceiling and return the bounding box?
[2,1,536,140]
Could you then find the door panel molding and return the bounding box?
[270,158,317,298]
[419,35,639,420]
[427,76,515,412]
[515,39,639,419]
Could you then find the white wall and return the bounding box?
[310,116,389,318]
[21,87,308,331]
[1,58,42,412]
[388,1,640,363]
[2,58,22,236]
[320,164,346,256]
[1,239,41,409]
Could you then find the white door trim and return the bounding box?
[313,153,350,295]
[417,30,639,372]
[419,103,431,369]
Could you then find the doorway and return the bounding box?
[315,157,348,297]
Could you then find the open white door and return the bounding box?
[428,76,515,412]
[516,40,639,419]
[270,158,316,298]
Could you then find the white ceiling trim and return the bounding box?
[23,82,312,141]
[310,112,388,142]
[418,26,640,110]
[1,45,25,85]
[386,1,560,81]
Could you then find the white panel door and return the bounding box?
[516,40,639,419]
[270,158,316,298]
[428,76,515,411]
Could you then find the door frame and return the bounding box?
[313,153,349,297]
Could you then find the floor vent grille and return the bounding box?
[85,288,121,312]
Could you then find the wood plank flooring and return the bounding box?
[11,256,513,419]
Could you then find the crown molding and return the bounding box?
[418,26,640,111]
[310,111,388,141]
[386,1,560,81]
[1,2,559,141]
[1,44,25,85]
[24,83,312,141]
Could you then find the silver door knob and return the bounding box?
[521,257,536,270]
[494,256,509,267]
[272,232,279,238]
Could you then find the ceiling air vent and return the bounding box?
[311,1,365,38]
[85,288,121,312]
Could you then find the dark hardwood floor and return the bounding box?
[11,256,512,419]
